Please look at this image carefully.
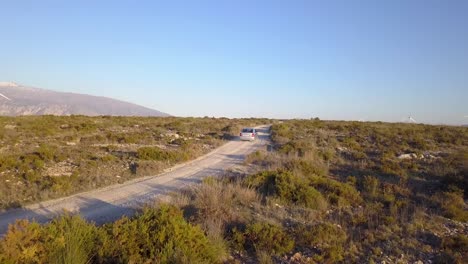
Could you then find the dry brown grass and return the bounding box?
[192,179,259,225]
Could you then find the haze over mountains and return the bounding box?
[0,82,169,116]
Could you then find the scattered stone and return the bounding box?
[165,132,180,139]
[290,252,303,262]
[337,146,349,152]
[202,144,211,149]
[398,153,418,160]
[45,161,77,177]
[398,152,441,160]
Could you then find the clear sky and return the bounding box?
[1,0,467,124]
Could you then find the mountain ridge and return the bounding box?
[0,82,169,117]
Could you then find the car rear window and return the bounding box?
[242,128,253,133]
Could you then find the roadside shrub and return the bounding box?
[0,215,98,264]
[271,123,290,139]
[137,147,169,161]
[100,204,224,263]
[192,180,259,229]
[137,147,190,164]
[221,124,241,139]
[0,220,46,264]
[44,215,99,264]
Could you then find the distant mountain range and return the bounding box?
[0,82,169,116]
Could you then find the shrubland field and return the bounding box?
[1,119,467,263]
[0,116,267,210]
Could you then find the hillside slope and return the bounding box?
[0,82,169,116]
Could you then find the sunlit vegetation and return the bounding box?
[236,119,467,263]
[0,205,224,263]
[0,116,267,210]
[1,118,467,263]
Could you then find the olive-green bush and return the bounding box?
[233,222,294,256]
[246,170,328,210]
[0,205,225,264]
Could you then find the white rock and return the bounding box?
[398,153,416,159]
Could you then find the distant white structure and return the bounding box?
[401,116,417,123]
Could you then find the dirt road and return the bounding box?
[0,126,270,235]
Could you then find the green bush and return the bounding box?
[296,223,347,262]
[44,215,99,264]
[435,234,468,264]
[442,234,468,252]
[137,146,168,161]
[0,215,98,264]
[136,147,189,163]
[0,206,225,264]
[0,155,18,170]
[234,222,294,255]
[101,204,224,263]
[361,175,380,198]
[37,144,56,161]
[245,170,328,210]
[286,159,328,177]
[435,191,468,222]
[0,220,46,264]
[310,176,363,207]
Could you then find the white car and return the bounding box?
[240,128,257,141]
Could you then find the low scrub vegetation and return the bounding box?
[1,119,466,263]
[0,205,224,263]
[0,116,267,210]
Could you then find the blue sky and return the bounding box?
[1,0,467,124]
